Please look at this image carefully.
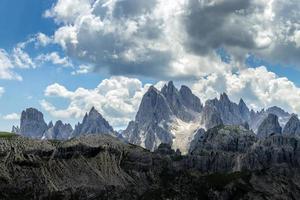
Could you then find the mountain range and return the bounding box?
[11,81,298,154]
[3,81,300,199]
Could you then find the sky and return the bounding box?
[1,0,300,131]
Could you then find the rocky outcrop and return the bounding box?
[20,108,48,138]
[11,125,20,134]
[43,120,73,140]
[73,107,116,137]
[1,133,300,199]
[257,114,282,138]
[249,106,292,133]
[179,85,203,113]
[283,115,300,136]
[201,94,250,130]
[200,105,223,129]
[189,125,257,154]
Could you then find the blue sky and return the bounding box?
[1,0,300,131]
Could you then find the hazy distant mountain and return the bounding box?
[43,120,73,140]
[13,81,294,154]
[19,108,48,139]
[73,107,116,137]
[283,114,300,136]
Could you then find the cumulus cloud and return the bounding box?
[45,0,231,79]
[41,76,160,127]
[71,64,93,75]
[0,49,22,80]
[2,113,20,120]
[45,0,300,78]
[35,33,53,47]
[191,66,300,114]
[36,52,73,67]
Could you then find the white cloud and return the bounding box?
[0,87,4,97]
[191,66,300,114]
[12,45,36,69]
[3,113,20,120]
[0,49,22,81]
[45,0,232,79]
[36,52,73,67]
[41,76,155,127]
[71,64,93,75]
[44,0,300,78]
[35,33,52,47]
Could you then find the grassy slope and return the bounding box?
[0,132,17,139]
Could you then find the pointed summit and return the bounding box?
[220,92,230,102]
[283,114,300,136]
[179,85,203,113]
[73,107,115,137]
[238,98,250,121]
[257,114,282,138]
[161,81,178,97]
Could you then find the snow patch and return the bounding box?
[170,116,203,154]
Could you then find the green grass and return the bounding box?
[0,132,17,139]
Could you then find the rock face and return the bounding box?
[73,107,116,137]
[44,120,73,140]
[1,133,300,199]
[203,93,246,126]
[189,125,257,154]
[11,125,20,134]
[123,82,203,151]
[20,108,48,138]
[15,107,116,140]
[257,114,282,138]
[200,105,223,129]
[283,115,300,136]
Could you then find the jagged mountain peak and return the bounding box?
[220,92,230,102]
[161,81,179,98]
[73,107,115,137]
[48,121,54,129]
[283,114,300,136]
[87,106,104,119]
[257,113,282,138]
[238,98,246,107]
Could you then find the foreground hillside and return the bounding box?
[1,127,300,200]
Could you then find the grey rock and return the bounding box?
[238,98,250,121]
[1,131,300,199]
[202,93,248,129]
[257,114,282,138]
[11,125,20,134]
[20,108,48,138]
[73,107,115,137]
[44,120,73,140]
[179,85,203,113]
[283,114,300,136]
[124,81,202,151]
[201,105,223,129]
[189,125,257,154]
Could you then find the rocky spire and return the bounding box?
[179,85,203,112]
[135,86,172,124]
[73,107,115,137]
[203,92,243,126]
[257,114,282,138]
[20,108,48,138]
[283,115,300,136]
[238,98,250,121]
